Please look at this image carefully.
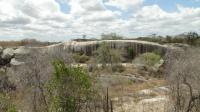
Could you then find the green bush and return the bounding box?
[7,105,17,112]
[127,47,134,59]
[141,52,161,66]
[46,60,93,112]
[96,42,123,67]
[0,93,16,112]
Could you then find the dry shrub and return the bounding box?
[165,47,200,112]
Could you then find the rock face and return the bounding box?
[0,47,30,67]
[31,40,170,58]
[0,48,15,67]
[0,40,171,68]
[63,40,168,56]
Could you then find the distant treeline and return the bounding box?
[137,32,200,46]
[73,32,200,46]
[0,38,59,47]
[72,33,124,41]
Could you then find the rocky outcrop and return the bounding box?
[30,40,171,57]
[0,47,30,67]
[14,46,30,56]
[63,40,168,56]
[1,48,15,59]
[0,40,172,68]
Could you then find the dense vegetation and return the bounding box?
[46,60,93,112]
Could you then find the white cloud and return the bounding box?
[105,0,144,11]
[68,0,119,22]
[128,5,200,36]
[0,0,73,40]
[0,0,199,41]
[68,0,106,15]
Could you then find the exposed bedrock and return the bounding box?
[35,40,172,57]
[0,40,174,67]
[0,47,30,67]
[63,40,169,56]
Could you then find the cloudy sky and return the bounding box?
[0,0,199,41]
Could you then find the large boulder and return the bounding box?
[14,46,30,55]
[1,48,15,59]
[14,47,30,61]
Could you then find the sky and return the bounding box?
[0,0,199,41]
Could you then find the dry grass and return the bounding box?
[0,41,22,47]
[0,40,56,47]
[109,79,166,97]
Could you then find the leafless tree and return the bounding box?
[165,47,200,112]
[7,46,73,112]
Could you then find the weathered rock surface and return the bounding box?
[10,58,25,66]
[63,40,168,56]
[113,95,169,112]
[14,46,30,55]
[137,86,170,97]
[0,40,174,68]
[1,48,15,59]
[97,74,147,88]
[137,96,169,112]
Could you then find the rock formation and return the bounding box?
[0,47,30,67]
[63,40,168,56]
[0,40,172,68]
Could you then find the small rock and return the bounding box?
[152,86,170,95]
[10,58,24,66]
[0,67,6,73]
[137,89,155,97]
